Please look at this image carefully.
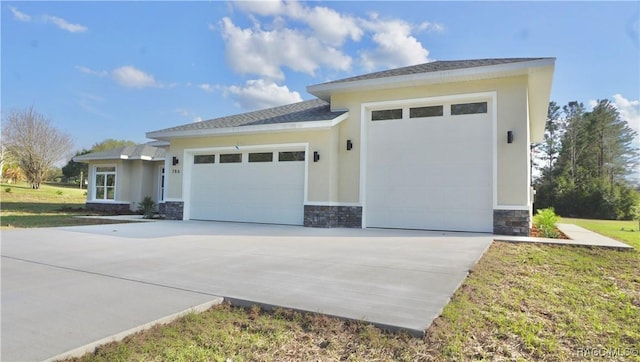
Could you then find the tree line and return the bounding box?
[533,99,639,219]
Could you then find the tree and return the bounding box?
[535,101,562,177]
[2,107,73,189]
[534,99,640,219]
[62,139,136,183]
[90,138,136,152]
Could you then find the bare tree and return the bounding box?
[2,107,73,189]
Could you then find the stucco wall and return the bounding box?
[85,159,163,211]
[164,75,533,209]
[166,130,337,203]
[330,75,531,207]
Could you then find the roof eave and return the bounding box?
[307,58,556,101]
[73,155,165,163]
[146,112,349,141]
[528,63,556,143]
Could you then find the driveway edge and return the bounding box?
[44,298,224,362]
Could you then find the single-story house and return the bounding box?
[73,143,167,213]
[76,58,555,235]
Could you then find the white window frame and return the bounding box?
[92,165,117,202]
[158,165,165,202]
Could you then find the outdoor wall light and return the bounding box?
[172,156,179,165]
[507,131,514,144]
[313,151,320,162]
[346,139,353,151]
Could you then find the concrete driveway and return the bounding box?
[2,221,492,361]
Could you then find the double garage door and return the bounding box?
[189,150,305,225]
[365,99,494,232]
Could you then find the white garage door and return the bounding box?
[365,100,493,232]
[189,150,305,225]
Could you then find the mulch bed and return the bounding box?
[530,225,570,239]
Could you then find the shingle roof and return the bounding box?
[311,58,551,87]
[73,144,165,162]
[148,98,346,135]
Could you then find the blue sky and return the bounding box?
[2,1,639,155]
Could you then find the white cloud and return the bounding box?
[111,66,161,88]
[225,79,302,111]
[224,1,434,79]
[418,21,445,33]
[233,0,285,16]
[75,66,108,77]
[233,1,362,46]
[359,16,430,71]
[198,83,215,92]
[9,6,31,22]
[43,15,87,33]
[612,94,640,134]
[219,17,351,80]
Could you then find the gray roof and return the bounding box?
[73,144,165,162]
[147,57,553,139]
[148,98,346,135]
[311,58,552,87]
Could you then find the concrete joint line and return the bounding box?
[1,255,220,297]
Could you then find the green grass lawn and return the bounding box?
[0,182,128,228]
[561,217,639,248]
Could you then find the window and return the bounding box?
[94,166,116,201]
[279,151,305,161]
[158,167,165,202]
[194,154,215,164]
[371,109,402,121]
[249,152,273,162]
[220,153,242,163]
[451,102,488,115]
[410,105,443,118]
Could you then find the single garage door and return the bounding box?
[365,100,493,232]
[189,150,305,225]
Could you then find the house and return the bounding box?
[78,58,555,235]
[73,143,167,213]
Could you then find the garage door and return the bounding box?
[189,150,305,225]
[365,100,493,232]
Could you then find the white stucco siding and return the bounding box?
[331,75,531,208]
[166,130,337,204]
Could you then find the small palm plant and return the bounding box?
[137,196,156,219]
[533,207,559,238]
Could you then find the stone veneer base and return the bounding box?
[159,201,184,220]
[304,205,362,228]
[85,202,131,213]
[493,209,531,236]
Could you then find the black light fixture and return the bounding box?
[346,139,353,151]
[313,151,320,162]
[172,156,179,165]
[507,131,514,144]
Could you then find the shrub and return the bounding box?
[533,207,559,238]
[56,190,63,195]
[4,187,11,193]
[137,196,156,219]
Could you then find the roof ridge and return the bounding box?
[311,57,553,87]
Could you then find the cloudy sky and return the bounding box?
[1,1,639,154]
